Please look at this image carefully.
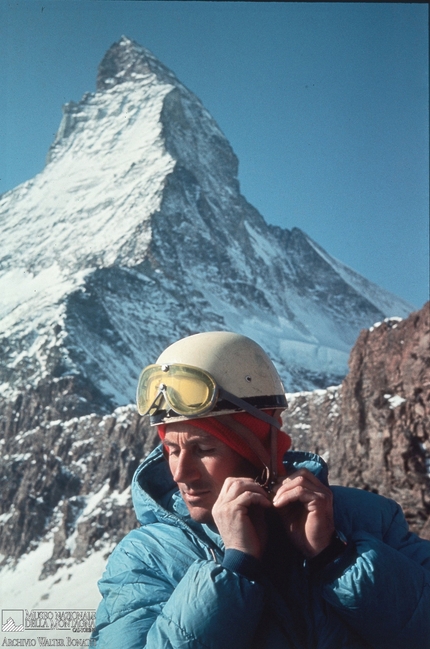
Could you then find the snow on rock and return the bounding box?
[0,397,158,614]
[0,540,104,609]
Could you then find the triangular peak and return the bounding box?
[97,36,178,91]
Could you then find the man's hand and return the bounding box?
[271,469,335,558]
[212,477,272,559]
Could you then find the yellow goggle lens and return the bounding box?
[136,364,218,417]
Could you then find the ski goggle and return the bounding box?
[136,363,219,418]
[136,362,285,426]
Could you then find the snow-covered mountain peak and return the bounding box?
[0,37,414,405]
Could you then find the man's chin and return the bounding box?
[185,503,214,524]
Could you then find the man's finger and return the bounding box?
[272,482,332,509]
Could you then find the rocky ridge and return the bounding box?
[0,393,157,569]
[283,302,430,538]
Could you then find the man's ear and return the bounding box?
[162,445,169,462]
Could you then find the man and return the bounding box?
[93,331,430,648]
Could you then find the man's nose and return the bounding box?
[171,451,201,484]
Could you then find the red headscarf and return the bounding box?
[158,411,291,475]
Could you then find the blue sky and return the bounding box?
[1,2,428,308]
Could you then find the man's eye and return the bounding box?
[197,447,215,455]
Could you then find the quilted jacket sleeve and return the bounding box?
[92,529,265,649]
[323,490,430,649]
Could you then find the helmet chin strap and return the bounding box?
[215,415,278,490]
[217,388,281,486]
[270,424,278,485]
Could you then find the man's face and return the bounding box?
[163,422,254,524]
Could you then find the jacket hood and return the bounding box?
[132,444,179,525]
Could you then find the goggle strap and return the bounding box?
[146,388,166,415]
[218,388,282,430]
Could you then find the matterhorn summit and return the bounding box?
[0,36,412,411]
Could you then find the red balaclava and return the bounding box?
[158,411,291,476]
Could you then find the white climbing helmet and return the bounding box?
[136,331,287,425]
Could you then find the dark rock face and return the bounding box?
[0,389,158,571]
[283,303,430,538]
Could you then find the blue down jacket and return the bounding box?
[93,446,430,648]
